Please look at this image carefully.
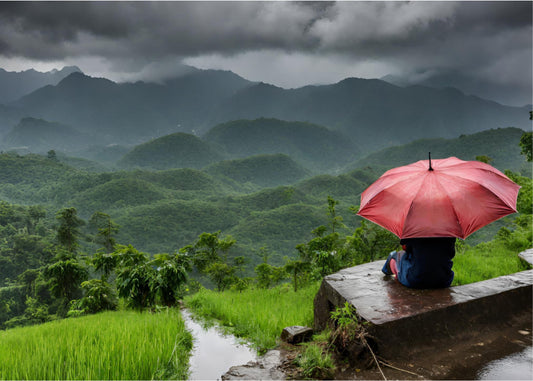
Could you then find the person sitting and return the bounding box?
[382,237,456,289]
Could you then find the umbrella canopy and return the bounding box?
[357,156,520,239]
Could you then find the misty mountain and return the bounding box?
[10,70,253,145]
[118,132,225,170]
[0,104,27,136]
[207,78,530,152]
[0,66,81,104]
[346,127,529,174]
[2,117,93,153]
[204,154,311,188]
[203,118,357,172]
[7,69,529,153]
[381,70,532,108]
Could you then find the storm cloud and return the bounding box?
[0,1,531,105]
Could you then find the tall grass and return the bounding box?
[0,309,192,380]
[452,241,531,286]
[185,282,320,352]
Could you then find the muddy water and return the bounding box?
[477,346,533,380]
[182,309,257,380]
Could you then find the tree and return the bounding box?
[296,226,341,277]
[343,221,399,265]
[27,205,46,235]
[190,231,236,273]
[284,258,311,292]
[47,150,58,161]
[70,279,117,314]
[475,155,492,164]
[206,262,236,291]
[55,207,84,254]
[519,131,532,162]
[152,253,189,306]
[44,252,88,314]
[254,247,285,289]
[89,212,119,253]
[327,195,346,234]
[92,251,118,281]
[116,262,156,310]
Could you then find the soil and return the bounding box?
[276,310,532,380]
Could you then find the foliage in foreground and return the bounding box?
[0,309,192,380]
[185,282,320,352]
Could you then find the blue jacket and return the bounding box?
[396,237,456,289]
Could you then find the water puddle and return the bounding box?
[182,309,257,380]
[477,346,533,380]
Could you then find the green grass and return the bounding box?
[452,241,531,286]
[185,282,320,352]
[0,309,192,380]
[295,343,335,379]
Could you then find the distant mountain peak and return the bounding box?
[57,71,116,87]
[0,65,84,104]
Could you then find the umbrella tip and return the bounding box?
[428,152,433,171]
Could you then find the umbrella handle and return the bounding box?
[428,152,433,171]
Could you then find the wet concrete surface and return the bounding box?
[315,259,532,327]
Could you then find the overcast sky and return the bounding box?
[0,1,531,106]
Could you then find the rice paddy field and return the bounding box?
[0,309,192,380]
[185,282,320,352]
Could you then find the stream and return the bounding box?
[182,309,257,380]
[181,309,532,380]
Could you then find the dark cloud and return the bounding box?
[0,1,530,105]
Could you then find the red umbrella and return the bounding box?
[357,156,520,239]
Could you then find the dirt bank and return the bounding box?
[276,309,531,380]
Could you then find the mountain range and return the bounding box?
[0,67,529,156]
[0,66,81,104]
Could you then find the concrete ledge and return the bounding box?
[314,249,533,359]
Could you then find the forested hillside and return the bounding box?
[3,117,92,153]
[348,127,529,174]
[118,132,225,170]
[0,125,528,263]
[203,118,357,172]
[204,154,311,188]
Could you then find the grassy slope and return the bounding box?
[0,309,192,380]
[185,282,320,353]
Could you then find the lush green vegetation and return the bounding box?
[203,118,358,173]
[348,127,529,174]
[185,282,320,352]
[453,218,532,285]
[118,132,224,170]
[0,122,530,381]
[0,309,192,380]
[204,153,311,187]
[4,117,91,153]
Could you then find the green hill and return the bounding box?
[118,132,225,170]
[69,178,168,214]
[227,204,327,263]
[203,118,358,172]
[347,127,529,173]
[204,154,311,188]
[2,117,93,153]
